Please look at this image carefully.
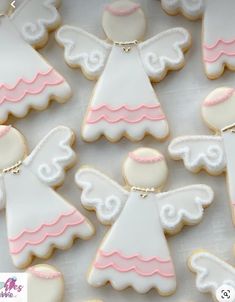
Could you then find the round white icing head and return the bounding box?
[202,87,235,132]
[0,126,27,170]
[123,148,168,189]
[27,265,64,302]
[102,0,146,42]
[0,0,11,15]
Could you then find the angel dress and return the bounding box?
[56,26,190,141]
[0,127,93,268]
[76,168,213,294]
[0,1,71,123]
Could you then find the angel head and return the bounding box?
[202,87,235,132]
[102,0,146,42]
[123,148,168,190]
[0,0,11,15]
[0,126,27,171]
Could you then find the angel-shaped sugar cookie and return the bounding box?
[75,148,213,294]
[161,0,235,79]
[0,125,94,268]
[56,0,191,142]
[169,87,235,226]
[0,0,71,124]
[189,251,235,302]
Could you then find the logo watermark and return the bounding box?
[216,284,235,302]
[0,273,27,301]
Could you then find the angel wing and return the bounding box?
[161,0,205,19]
[75,168,129,225]
[10,0,61,48]
[157,185,213,233]
[56,26,112,79]
[0,175,6,210]
[138,28,191,82]
[169,135,227,175]
[23,126,76,187]
[189,252,235,297]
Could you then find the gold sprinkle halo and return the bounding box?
[131,186,155,198]
[114,40,139,53]
[222,123,235,133]
[2,161,22,175]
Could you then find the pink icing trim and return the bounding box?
[0,125,11,138]
[27,267,62,279]
[100,250,171,263]
[86,105,166,124]
[104,3,140,16]
[0,68,64,104]
[203,89,235,107]
[9,210,85,254]
[129,152,164,164]
[94,250,175,277]
[203,39,235,63]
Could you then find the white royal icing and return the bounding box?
[56,1,190,142]
[0,126,94,268]
[0,3,71,124]
[189,252,235,300]
[27,264,64,302]
[161,0,235,79]
[75,148,213,294]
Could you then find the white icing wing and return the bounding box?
[24,126,76,187]
[157,185,213,233]
[138,28,191,82]
[189,252,235,296]
[161,0,205,19]
[169,136,227,175]
[11,0,61,48]
[56,26,112,79]
[0,175,6,210]
[75,168,129,225]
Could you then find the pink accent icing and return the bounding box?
[94,250,175,278]
[9,209,85,254]
[0,125,11,138]
[0,68,64,104]
[129,152,164,164]
[203,88,235,107]
[203,39,235,63]
[104,3,140,16]
[28,267,62,279]
[86,104,166,124]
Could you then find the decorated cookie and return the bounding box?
[0,0,71,124]
[169,87,235,225]
[189,251,235,302]
[0,125,94,268]
[161,0,235,79]
[75,148,213,294]
[27,264,64,302]
[56,0,191,142]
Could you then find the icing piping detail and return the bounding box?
[0,68,64,104]
[204,39,235,50]
[27,267,62,279]
[128,152,164,163]
[0,125,11,138]
[204,39,235,63]
[86,115,166,124]
[90,104,161,112]
[203,88,235,106]
[104,3,140,16]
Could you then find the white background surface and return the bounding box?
[1,0,235,301]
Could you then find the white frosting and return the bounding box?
[1,126,94,268]
[102,0,146,42]
[189,252,235,300]
[56,4,190,142]
[168,135,226,174]
[0,12,71,124]
[161,0,235,79]
[75,148,213,294]
[123,148,168,189]
[202,88,235,131]
[27,264,64,302]
[0,126,26,170]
